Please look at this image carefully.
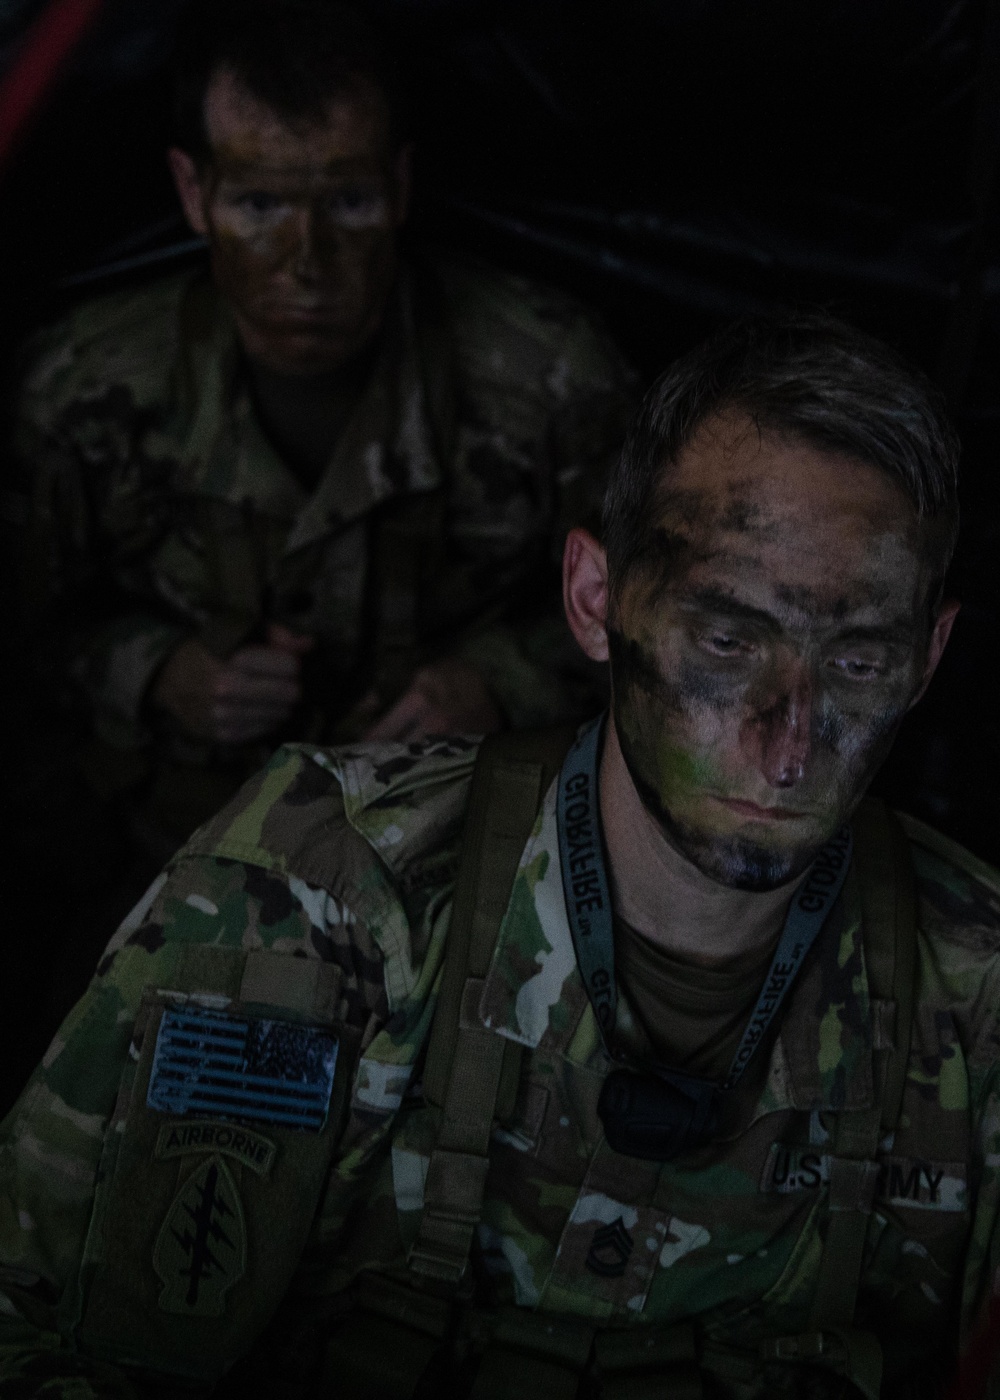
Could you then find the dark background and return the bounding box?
[2,0,1000,1110]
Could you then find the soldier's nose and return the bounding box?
[742,662,814,788]
[291,210,323,281]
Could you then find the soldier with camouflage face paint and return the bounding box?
[10,0,632,857]
[3,314,998,1400]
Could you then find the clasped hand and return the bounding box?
[152,628,503,744]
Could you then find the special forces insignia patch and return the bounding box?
[154,1155,247,1315]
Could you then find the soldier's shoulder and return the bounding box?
[900,810,1000,953]
[185,734,481,897]
[170,738,479,1013]
[898,811,1000,1065]
[19,269,198,421]
[431,251,630,394]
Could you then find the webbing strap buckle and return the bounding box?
[761,1327,883,1400]
[762,1332,826,1362]
[408,1220,476,1284]
[409,1148,491,1282]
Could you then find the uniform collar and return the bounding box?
[478,776,875,1116]
[317,736,478,1010]
[173,263,446,545]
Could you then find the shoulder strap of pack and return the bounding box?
[808,797,918,1344]
[409,723,576,1286]
[856,798,918,1137]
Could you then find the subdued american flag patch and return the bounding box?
[147,1006,338,1132]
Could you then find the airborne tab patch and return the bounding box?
[154,1155,246,1315]
[147,1006,337,1132]
[155,1120,277,1175]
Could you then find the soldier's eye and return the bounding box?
[828,655,882,679]
[335,186,371,209]
[700,632,752,657]
[239,192,284,214]
[324,186,389,228]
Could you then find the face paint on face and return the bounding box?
[193,69,404,374]
[609,413,940,890]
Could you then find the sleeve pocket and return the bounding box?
[73,945,360,1385]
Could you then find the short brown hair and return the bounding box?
[172,0,405,161]
[604,313,960,599]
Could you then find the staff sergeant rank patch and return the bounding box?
[147,1006,338,1132]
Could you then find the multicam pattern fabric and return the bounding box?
[10,255,630,831]
[3,737,1000,1397]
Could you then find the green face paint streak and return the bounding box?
[613,650,723,822]
[654,735,719,804]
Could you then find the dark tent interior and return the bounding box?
[3,0,1000,1114]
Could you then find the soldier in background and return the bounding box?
[11,0,632,868]
[2,315,998,1400]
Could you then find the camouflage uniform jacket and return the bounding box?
[3,736,1000,1398]
[12,256,629,823]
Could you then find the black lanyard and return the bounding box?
[556,715,853,1158]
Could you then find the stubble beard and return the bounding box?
[614,721,817,893]
[646,802,807,892]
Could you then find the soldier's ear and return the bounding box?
[563,529,610,663]
[168,147,210,237]
[908,596,960,711]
